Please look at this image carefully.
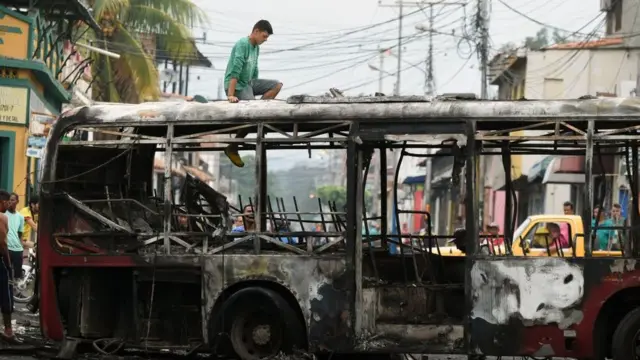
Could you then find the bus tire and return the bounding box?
[612,306,640,360]
[222,287,305,360]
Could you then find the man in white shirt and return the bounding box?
[0,190,19,343]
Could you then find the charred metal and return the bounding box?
[33,96,640,359]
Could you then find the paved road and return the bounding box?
[0,307,572,360]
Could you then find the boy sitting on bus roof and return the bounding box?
[221,20,283,168]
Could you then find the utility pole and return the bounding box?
[378,1,404,95]
[478,0,490,99]
[379,0,466,232]
[396,2,403,95]
[476,0,490,232]
[412,1,467,96]
[426,4,434,96]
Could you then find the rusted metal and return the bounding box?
[37,97,640,358]
[64,193,133,233]
[55,97,640,134]
[584,120,594,257]
[163,125,174,254]
[632,141,640,257]
[464,120,477,354]
[345,124,358,347]
[503,142,514,249]
[354,147,364,337]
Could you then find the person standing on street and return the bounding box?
[607,203,626,251]
[4,194,24,281]
[223,20,283,168]
[18,196,38,250]
[561,201,574,243]
[0,190,19,343]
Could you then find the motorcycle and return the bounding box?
[14,247,36,303]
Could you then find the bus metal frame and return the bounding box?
[36,95,640,359]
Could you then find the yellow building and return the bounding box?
[0,3,98,206]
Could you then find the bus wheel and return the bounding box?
[228,288,305,360]
[612,307,640,360]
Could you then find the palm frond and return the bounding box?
[125,5,199,61]
[92,0,130,20]
[110,23,160,102]
[129,0,208,28]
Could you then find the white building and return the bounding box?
[485,2,635,230]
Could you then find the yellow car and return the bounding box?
[426,215,622,257]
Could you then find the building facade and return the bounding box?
[0,3,98,204]
[484,16,634,233]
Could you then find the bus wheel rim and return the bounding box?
[230,309,283,359]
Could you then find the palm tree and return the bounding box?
[81,0,207,103]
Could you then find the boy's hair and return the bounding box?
[253,20,273,35]
[0,190,8,201]
[563,201,574,209]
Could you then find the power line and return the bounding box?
[285,32,427,90]
[332,45,470,93]
[182,12,466,53]
[90,20,470,64]
[438,50,477,90]
[495,0,592,37]
[265,6,434,55]
[378,0,465,95]
[412,1,466,96]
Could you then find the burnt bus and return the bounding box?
[35,96,640,360]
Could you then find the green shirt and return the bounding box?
[4,211,24,252]
[224,37,259,91]
[592,218,613,250]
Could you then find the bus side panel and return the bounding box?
[469,257,585,356]
[203,255,353,352]
[573,258,640,359]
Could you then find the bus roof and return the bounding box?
[60,96,640,128]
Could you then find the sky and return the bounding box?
[178,0,605,171]
[184,0,602,99]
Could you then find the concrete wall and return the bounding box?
[618,0,640,48]
[525,49,638,99]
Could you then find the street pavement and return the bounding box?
[0,307,573,360]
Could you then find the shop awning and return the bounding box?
[403,175,425,185]
[543,156,585,184]
[527,156,553,183]
[402,166,453,186]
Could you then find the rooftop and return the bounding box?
[488,48,527,85]
[3,0,100,33]
[545,37,624,50]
